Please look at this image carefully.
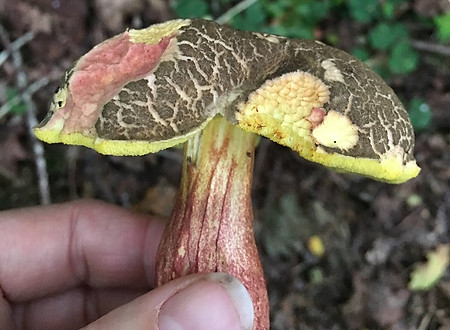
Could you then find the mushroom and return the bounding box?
[34,18,420,329]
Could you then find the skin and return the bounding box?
[0,200,250,330]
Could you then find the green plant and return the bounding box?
[2,87,27,117]
[388,41,419,74]
[231,0,335,40]
[349,0,420,77]
[434,13,450,42]
[348,0,381,23]
[230,0,267,32]
[172,0,209,18]
[408,97,432,131]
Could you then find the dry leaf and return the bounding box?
[409,244,450,291]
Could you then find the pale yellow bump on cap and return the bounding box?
[129,19,191,44]
[237,71,330,161]
[311,110,359,151]
[237,71,329,130]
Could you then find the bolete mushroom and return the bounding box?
[34,19,420,329]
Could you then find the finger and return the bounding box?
[10,287,145,330]
[0,199,165,302]
[82,273,254,330]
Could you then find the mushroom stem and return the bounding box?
[155,115,268,329]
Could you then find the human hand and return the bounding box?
[0,200,254,330]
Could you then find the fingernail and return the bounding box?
[158,273,254,330]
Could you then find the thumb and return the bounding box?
[82,273,254,330]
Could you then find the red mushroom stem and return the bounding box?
[155,116,268,329]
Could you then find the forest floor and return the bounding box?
[1,1,449,329]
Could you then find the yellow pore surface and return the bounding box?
[237,71,330,154]
[311,110,359,151]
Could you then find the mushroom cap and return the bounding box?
[34,18,420,183]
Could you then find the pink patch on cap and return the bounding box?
[61,32,172,135]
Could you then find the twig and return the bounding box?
[0,77,49,119]
[0,31,34,67]
[0,25,51,205]
[216,0,260,24]
[412,40,450,57]
[417,313,432,330]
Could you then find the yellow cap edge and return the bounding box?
[309,150,420,184]
[237,123,420,184]
[33,117,212,156]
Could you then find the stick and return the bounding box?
[216,0,260,24]
[0,25,51,205]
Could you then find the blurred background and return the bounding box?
[0,0,449,328]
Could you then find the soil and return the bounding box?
[1,1,449,329]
